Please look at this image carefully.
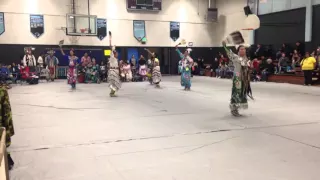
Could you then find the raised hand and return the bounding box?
[222,40,226,47]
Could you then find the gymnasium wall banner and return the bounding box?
[97,18,107,40]
[30,14,44,38]
[170,21,180,41]
[133,20,146,41]
[0,12,4,36]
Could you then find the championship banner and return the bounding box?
[30,14,44,38]
[97,18,107,40]
[170,21,180,41]
[133,20,146,41]
[0,12,4,36]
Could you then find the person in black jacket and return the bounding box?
[254,44,264,58]
[211,58,219,77]
[295,41,305,57]
[261,58,275,81]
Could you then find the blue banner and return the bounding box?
[30,14,44,38]
[97,18,107,40]
[133,20,145,41]
[170,22,180,41]
[0,13,4,36]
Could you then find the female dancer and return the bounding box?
[60,47,78,89]
[107,32,121,97]
[222,41,253,116]
[145,48,161,87]
[176,45,193,90]
[138,55,147,80]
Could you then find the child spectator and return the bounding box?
[277,53,289,73]
[292,49,301,69]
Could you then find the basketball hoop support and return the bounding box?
[241,28,254,31]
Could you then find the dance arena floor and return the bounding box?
[9,76,320,180]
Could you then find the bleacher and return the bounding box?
[268,67,320,85]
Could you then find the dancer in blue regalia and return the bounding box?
[175,44,193,90]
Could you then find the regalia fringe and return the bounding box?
[108,69,121,90]
[152,66,161,84]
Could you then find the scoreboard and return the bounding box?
[127,0,162,11]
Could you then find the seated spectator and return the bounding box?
[300,52,316,86]
[252,58,260,72]
[261,59,275,81]
[251,58,261,81]
[100,61,107,82]
[295,41,304,57]
[0,64,10,83]
[259,56,267,68]
[276,49,282,60]
[292,49,301,69]
[85,60,99,83]
[85,63,94,83]
[198,58,205,76]
[254,44,264,58]
[10,63,19,83]
[219,54,228,65]
[216,62,226,78]
[281,43,291,57]
[277,53,289,74]
[211,58,219,77]
[226,61,234,78]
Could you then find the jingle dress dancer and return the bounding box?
[176,45,193,90]
[60,47,78,89]
[223,41,253,116]
[108,32,121,96]
[145,48,161,87]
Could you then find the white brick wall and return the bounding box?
[0,0,216,47]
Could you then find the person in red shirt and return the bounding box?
[219,54,228,65]
[252,58,260,72]
[251,58,261,81]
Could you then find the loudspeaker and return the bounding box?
[244,6,252,16]
[207,8,218,22]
